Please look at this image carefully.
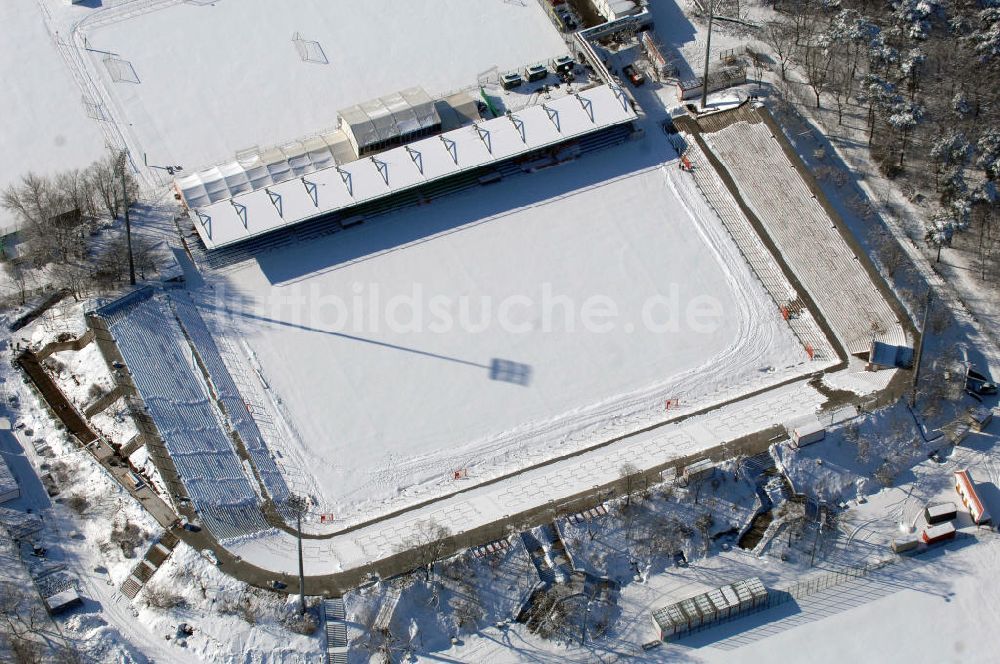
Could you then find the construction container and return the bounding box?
[788,419,826,448]
[891,536,920,553]
[707,587,734,619]
[679,598,703,628]
[694,593,717,623]
[921,521,957,545]
[925,502,958,525]
[742,577,768,606]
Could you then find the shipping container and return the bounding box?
[925,502,958,525]
[706,587,733,619]
[679,597,703,627]
[921,521,956,545]
[694,593,716,623]
[788,418,826,448]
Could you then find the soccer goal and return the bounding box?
[292,32,328,65]
[103,56,140,84]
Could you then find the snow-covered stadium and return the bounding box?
[63,0,910,577]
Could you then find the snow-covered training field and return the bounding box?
[81,0,569,170]
[200,139,816,523]
[0,2,106,233]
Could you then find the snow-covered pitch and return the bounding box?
[81,0,569,170]
[200,139,813,524]
[0,2,106,234]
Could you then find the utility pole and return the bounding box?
[120,150,135,286]
[700,0,715,110]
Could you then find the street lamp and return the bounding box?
[118,150,135,286]
[701,0,716,111]
[285,494,309,615]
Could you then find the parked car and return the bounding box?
[623,64,646,86]
[270,580,288,590]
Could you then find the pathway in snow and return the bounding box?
[224,379,825,578]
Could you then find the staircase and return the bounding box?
[520,531,556,585]
[119,531,180,600]
[322,597,349,664]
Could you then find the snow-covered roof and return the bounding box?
[926,502,957,518]
[183,84,636,250]
[0,507,42,539]
[651,577,768,633]
[339,87,440,155]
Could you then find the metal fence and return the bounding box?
[778,557,896,603]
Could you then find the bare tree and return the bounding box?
[0,580,58,664]
[55,168,97,225]
[874,461,896,488]
[132,235,158,280]
[870,229,906,280]
[619,462,641,507]
[761,21,795,81]
[86,152,137,221]
[1,173,52,227]
[802,41,834,109]
[398,519,452,581]
[4,259,32,306]
[695,512,714,555]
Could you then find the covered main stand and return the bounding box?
[179,83,637,251]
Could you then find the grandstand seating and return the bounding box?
[98,293,270,540]
[681,139,835,361]
[703,121,905,354]
[171,293,290,504]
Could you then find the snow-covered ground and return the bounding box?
[0,2,106,233]
[77,0,570,171]
[199,133,812,522]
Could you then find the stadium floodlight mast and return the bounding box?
[118,149,135,286]
[285,494,309,615]
[700,0,715,111]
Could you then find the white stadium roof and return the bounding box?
[340,87,441,155]
[179,84,636,250]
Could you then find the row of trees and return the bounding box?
[760,0,1000,267]
[1,152,154,305]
